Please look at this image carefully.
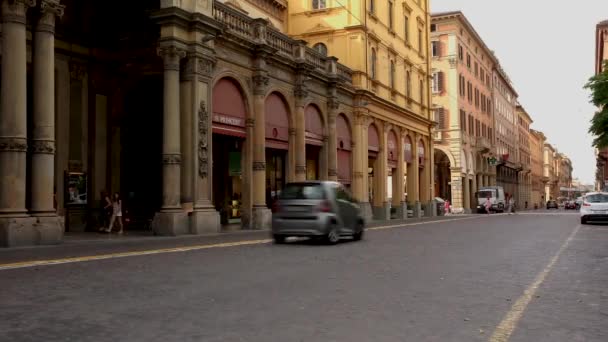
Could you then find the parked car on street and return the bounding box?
[564,201,577,210]
[580,192,608,224]
[546,200,559,210]
[271,181,365,244]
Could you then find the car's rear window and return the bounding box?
[585,194,608,203]
[279,184,326,200]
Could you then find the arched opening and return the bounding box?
[418,139,428,203]
[265,92,290,207]
[212,77,247,225]
[368,123,380,206]
[305,104,324,180]
[313,43,328,56]
[434,148,451,201]
[336,114,352,188]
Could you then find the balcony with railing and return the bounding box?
[212,1,352,84]
[475,136,492,154]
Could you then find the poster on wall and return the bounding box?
[65,172,87,207]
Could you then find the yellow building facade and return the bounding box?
[288,0,435,219]
[530,129,547,208]
[516,105,532,209]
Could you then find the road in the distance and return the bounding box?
[1,212,606,342]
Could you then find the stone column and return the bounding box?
[463,174,471,213]
[352,112,365,202]
[287,128,296,182]
[294,82,307,181]
[0,0,33,219]
[184,52,220,234]
[407,134,421,217]
[477,173,484,189]
[180,56,194,210]
[471,172,478,213]
[450,167,464,213]
[394,130,407,219]
[30,0,63,218]
[373,122,389,221]
[152,42,188,236]
[327,98,339,182]
[251,71,271,229]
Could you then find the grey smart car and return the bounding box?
[271,181,365,244]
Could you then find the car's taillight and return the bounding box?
[317,200,332,213]
[583,202,591,207]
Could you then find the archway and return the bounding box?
[434,148,452,201]
[212,77,248,225]
[387,129,399,215]
[265,92,290,207]
[305,104,324,180]
[336,114,352,188]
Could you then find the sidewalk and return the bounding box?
[0,214,476,266]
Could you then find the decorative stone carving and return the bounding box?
[246,118,255,127]
[327,97,340,111]
[288,128,296,136]
[253,161,266,171]
[158,45,186,72]
[293,84,308,99]
[252,74,269,96]
[198,101,209,178]
[183,54,216,81]
[163,154,182,165]
[0,137,27,152]
[2,0,35,24]
[36,0,64,34]
[30,140,55,154]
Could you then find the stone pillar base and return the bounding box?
[190,208,220,234]
[427,201,437,217]
[372,203,390,221]
[0,216,63,247]
[151,210,189,236]
[413,202,422,218]
[361,202,373,222]
[251,206,271,230]
[395,202,408,220]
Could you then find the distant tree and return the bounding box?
[587,60,608,148]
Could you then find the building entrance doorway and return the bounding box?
[212,134,244,225]
[306,145,320,180]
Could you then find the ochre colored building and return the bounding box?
[430,12,497,213]
[530,129,547,208]
[516,104,532,209]
[287,0,436,219]
[0,0,437,247]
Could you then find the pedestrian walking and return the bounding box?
[485,196,492,214]
[507,195,515,215]
[106,192,124,234]
[98,190,112,232]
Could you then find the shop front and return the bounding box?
[265,93,290,207]
[336,114,352,189]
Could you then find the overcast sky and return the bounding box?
[431,0,608,184]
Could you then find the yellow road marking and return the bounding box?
[489,224,581,342]
[0,215,482,271]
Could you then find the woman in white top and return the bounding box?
[106,192,124,234]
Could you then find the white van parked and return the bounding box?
[476,186,506,213]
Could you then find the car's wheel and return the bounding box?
[325,224,341,245]
[273,235,286,244]
[581,217,587,225]
[353,221,365,241]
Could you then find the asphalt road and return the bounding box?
[1,212,607,342]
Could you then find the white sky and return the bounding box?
[431,0,608,184]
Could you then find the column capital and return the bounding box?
[69,61,87,81]
[158,44,187,71]
[252,73,269,96]
[328,169,338,177]
[246,118,255,127]
[296,165,307,174]
[288,128,296,136]
[182,53,215,81]
[36,0,64,33]
[162,153,182,165]
[2,0,35,24]
[253,161,266,171]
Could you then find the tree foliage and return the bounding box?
[587,60,608,148]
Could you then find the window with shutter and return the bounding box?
[438,72,444,92]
